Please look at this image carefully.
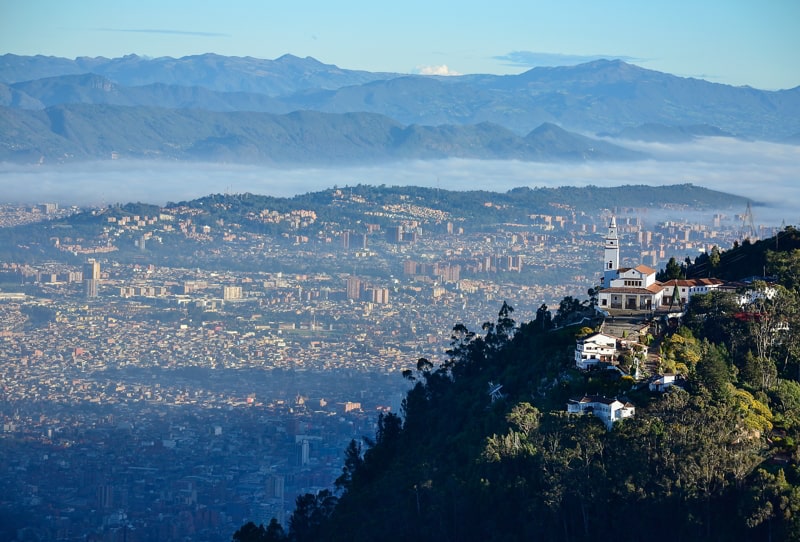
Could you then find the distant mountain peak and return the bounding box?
[0,52,797,149]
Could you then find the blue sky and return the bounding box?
[1,0,799,89]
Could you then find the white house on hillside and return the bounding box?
[575,332,618,369]
[648,373,680,392]
[567,395,635,429]
[660,278,725,308]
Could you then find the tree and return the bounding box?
[553,296,585,327]
[741,351,778,392]
[484,402,541,461]
[769,378,800,431]
[445,323,477,365]
[335,439,364,492]
[587,287,599,308]
[233,522,266,542]
[767,246,800,294]
[694,341,732,397]
[534,303,553,332]
[665,256,683,280]
[684,290,745,351]
[288,490,338,542]
[708,245,721,276]
[483,301,516,351]
[741,468,800,541]
[744,282,791,365]
[264,519,287,542]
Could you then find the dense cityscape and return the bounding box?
[0,191,777,541]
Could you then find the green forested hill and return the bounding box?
[235,263,800,542]
[0,104,646,164]
[686,226,800,283]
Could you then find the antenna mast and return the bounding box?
[740,201,757,241]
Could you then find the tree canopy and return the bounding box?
[235,255,800,542]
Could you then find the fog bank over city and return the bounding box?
[2,137,798,226]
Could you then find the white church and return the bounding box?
[596,217,726,312]
[597,217,665,312]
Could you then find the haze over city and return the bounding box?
[2,2,800,541]
[1,135,798,226]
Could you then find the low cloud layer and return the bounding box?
[1,138,797,226]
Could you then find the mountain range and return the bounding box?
[1,53,798,164]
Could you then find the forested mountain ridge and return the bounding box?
[686,226,800,283]
[2,55,798,140]
[0,104,643,164]
[0,53,398,96]
[238,229,800,542]
[2,54,799,164]
[0,184,751,265]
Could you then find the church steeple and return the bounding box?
[604,216,619,271]
[602,216,619,286]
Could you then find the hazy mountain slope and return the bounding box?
[0,54,91,83]
[0,104,644,164]
[2,54,798,163]
[0,82,43,109]
[0,53,403,96]
[289,60,800,138]
[524,122,642,160]
[0,107,70,161]
[5,56,799,140]
[11,73,289,112]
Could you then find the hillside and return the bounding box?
[228,227,800,542]
[0,104,643,164]
[0,183,751,265]
[0,53,399,96]
[686,225,800,280]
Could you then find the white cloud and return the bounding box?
[1,138,798,226]
[415,64,461,76]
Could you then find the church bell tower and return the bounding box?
[603,216,619,286]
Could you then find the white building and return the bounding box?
[597,217,664,311]
[575,332,618,369]
[660,278,725,308]
[648,374,680,392]
[223,285,243,301]
[598,264,664,311]
[567,395,635,429]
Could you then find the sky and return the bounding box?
[1,0,799,90]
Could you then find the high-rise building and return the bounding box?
[386,226,403,244]
[342,232,368,250]
[346,276,362,300]
[369,287,390,304]
[438,264,461,282]
[84,260,100,280]
[83,260,100,297]
[223,286,243,300]
[403,260,418,275]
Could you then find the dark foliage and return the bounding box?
[236,282,800,541]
